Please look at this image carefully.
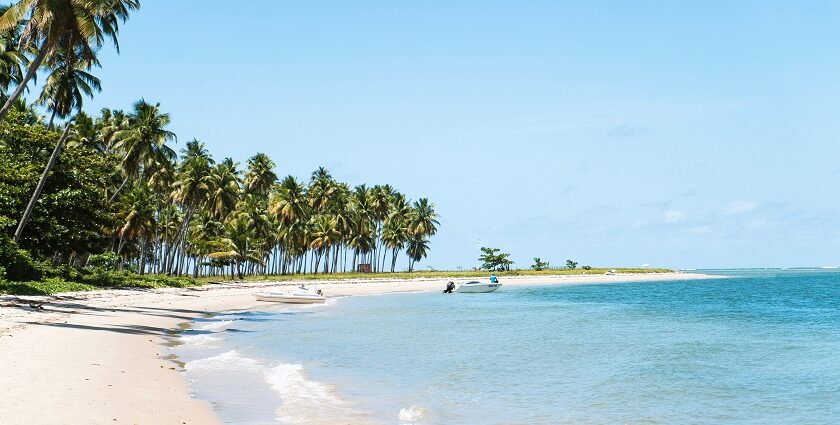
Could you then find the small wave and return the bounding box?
[398,405,426,423]
[299,297,341,309]
[185,350,262,372]
[264,362,358,424]
[179,333,222,346]
[197,320,237,331]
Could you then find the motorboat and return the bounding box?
[453,280,502,293]
[254,286,326,304]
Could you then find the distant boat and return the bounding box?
[605,269,617,275]
[254,286,326,304]
[453,281,502,293]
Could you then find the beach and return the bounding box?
[0,272,714,424]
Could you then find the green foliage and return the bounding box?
[582,265,592,270]
[479,246,514,271]
[0,109,114,256]
[0,279,97,295]
[565,259,578,270]
[531,257,550,271]
[87,251,120,271]
[0,233,41,281]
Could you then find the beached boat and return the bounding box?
[254,287,326,304]
[453,280,502,293]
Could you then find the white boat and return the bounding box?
[254,286,326,304]
[453,280,502,293]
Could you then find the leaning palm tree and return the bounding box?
[0,0,140,121]
[110,100,176,202]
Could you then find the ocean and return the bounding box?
[171,270,840,424]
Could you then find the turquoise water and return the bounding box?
[174,270,840,424]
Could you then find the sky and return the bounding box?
[77,0,840,270]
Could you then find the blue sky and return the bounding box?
[79,1,840,269]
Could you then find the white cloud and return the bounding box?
[664,209,687,223]
[720,200,758,216]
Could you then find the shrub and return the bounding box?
[582,265,592,270]
[0,234,42,281]
[87,251,120,271]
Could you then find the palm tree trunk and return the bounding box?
[0,46,49,122]
[47,109,58,129]
[138,236,148,275]
[14,124,73,243]
[108,176,130,204]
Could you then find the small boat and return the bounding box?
[254,286,326,304]
[453,280,502,293]
[605,269,616,275]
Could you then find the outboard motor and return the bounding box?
[443,281,456,293]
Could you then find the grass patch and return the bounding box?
[0,278,97,295]
[0,271,202,295]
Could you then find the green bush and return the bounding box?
[0,234,42,281]
[87,251,120,271]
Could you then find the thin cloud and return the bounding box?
[720,200,758,216]
[608,123,648,138]
[664,209,687,223]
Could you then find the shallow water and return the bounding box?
[173,270,840,424]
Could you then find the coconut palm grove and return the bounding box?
[0,1,439,292]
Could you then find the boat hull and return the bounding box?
[454,282,502,293]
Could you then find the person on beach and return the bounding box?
[490,275,499,283]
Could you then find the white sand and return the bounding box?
[0,272,717,424]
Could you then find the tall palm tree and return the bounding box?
[110,100,176,202]
[207,158,240,221]
[309,214,337,274]
[0,0,140,121]
[167,144,212,274]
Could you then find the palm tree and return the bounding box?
[0,5,25,102]
[406,235,430,272]
[37,53,101,128]
[309,214,337,274]
[0,0,140,121]
[243,153,277,196]
[110,100,176,202]
[167,143,212,274]
[409,198,439,237]
[207,158,240,221]
[115,183,156,272]
[209,215,263,279]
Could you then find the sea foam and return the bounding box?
[398,405,426,423]
[185,350,262,372]
[179,333,222,346]
[264,362,359,424]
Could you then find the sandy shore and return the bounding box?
[0,272,717,424]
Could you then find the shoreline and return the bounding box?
[0,272,718,424]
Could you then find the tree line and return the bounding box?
[0,1,439,281]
